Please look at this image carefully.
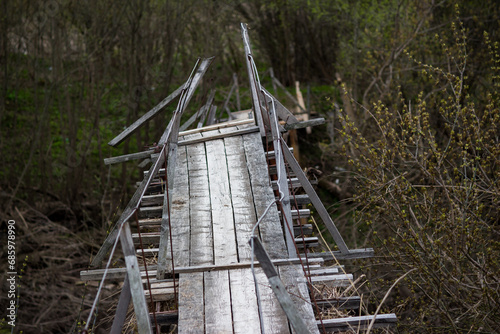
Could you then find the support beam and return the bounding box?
[250,236,310,334]
[280,138,351,255]
[108,84,185,147]
[121,222,152,334]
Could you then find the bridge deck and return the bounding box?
[153,121,317,333]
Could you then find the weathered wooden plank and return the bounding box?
[283,118,325,131]
[140,194,164,207]
[224,134,256,262]
[310,274,353,287]
[178,272,204,334]
[121,222,152,334]
[243,132,287,259]
[157,110,182,279]
[305,248,375,260]
[307,268,340,276]
[251,237,310,334]
[229,268,261,333]
[179,126,260,146]
[186,134,213,266]
[206,105,217,126]
[172,257,323,273]
[110,274,131,334]
[318,314,398,331]
[271,76,306,113]
[315,296,361,310]
[180,118,254,136]
[205,130,238,265]
[181,89,216,131]
[80,265,157,281]
[108,84,185,147]
[204,270,233,334]
[266,96,296,259]
[104,149,156,165]
[254,268,291,334]
[158,58,214,146]
[157,145,190,278]
[280,138,350,255]
[279,264,320,334]
[293,224,313,236]
[261,87,299,124]
[241,23,266,136]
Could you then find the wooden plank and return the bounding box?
[186,134,213,266]
[271,76,306,113]
[181,89,216,131]
[243,132,287,258]
[266,95,296,258]
[279,265,320,334]
[283,118,325,131]
[262,87,299,124]
[204,270,233,334]
[307,268,340,276]
[229,268,261,333]
[104,149,156,165]
[205,130,238,265]
[254,268,291,334]
[80,265,158,281]
[172,257,323,273]
[158,58,214,146]
[318,314,398,331]
[140,194,164,207]
[241,23,266,136]
[224,134,256,262]
[280,138,350,254]
[251,237,311,334]
[310,274,353,287]
[80,257,324,280]
[157,110,183,279]
[157,145,190,278]
[108,84,185,147]
[180,118,254,136]
[180,126,259,146]
[121,222,152,334]
[315,296,361,310]
[178,272,204,334]
[305,248,375,260]
[110,275,131,334]
[206,105,217,126]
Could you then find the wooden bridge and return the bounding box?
[80,24,397,333]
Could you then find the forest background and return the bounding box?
[0,0,499,333]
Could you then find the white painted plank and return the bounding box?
[204,130,238,265]
[229,268,261,333]
[204,270,233,334]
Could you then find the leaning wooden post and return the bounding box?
[250,236,309,334]
[280,138,351,255]
[121,222,152,334]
